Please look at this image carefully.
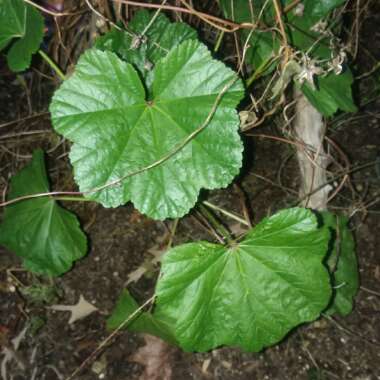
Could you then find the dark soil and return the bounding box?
[1,2,380,380]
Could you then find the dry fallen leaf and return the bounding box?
[130,334,175,380]
[126,266,149,286]
[125,246,166,286]
[49,295,98,324]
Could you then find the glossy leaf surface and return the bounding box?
[50,40,244,220]
[0,150,87,276]
[154,208,331,352]
[0,0,44,71]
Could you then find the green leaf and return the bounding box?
[95,10,197,83]
[0,0,44,71]
[300,0,347,20]
[323,213,359,316]
[0,150,87,276]
[219,0,347,72]
[154,208,332,352]
[300,69,357,116]
[286,0,346,59]
[50,40,244,220]
[0,0,25,50]
[219,0,280,73]
[107,289,177,345]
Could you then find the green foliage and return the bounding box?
[286,0,347,58]
[219,0,356,115]
[323,213,359,316]
[109,208,332,352]
[20,283,60,305]
[154,208,331,351]
[107,289,177,345]
[219,0,280,74]
[0,0,44,71]
[50,40,244,220]
[95,10,197,84]
[0,5,361,355]
[0,150,87,276]
[300,69,357,117]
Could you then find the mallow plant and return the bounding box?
[0,0,358,353]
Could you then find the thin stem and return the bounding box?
[66,295,156,380]
[198,204,233,243]
[214,31,225,52]
[202,201,250,227]
[53,196,91,202]
[38,50,66,81]
[272,0,290,68]
[23,0,76,16]
[112,0,256,32]
[245,55,277,86]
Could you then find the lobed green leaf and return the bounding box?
[50,39,244,220]
[154,208,332,352]
[0,150,87,276]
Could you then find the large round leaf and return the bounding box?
[50,40,244,220]
[154,208,331,352]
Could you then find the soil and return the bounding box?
[1,2,380,380]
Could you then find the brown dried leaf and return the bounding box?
[130,334,175,380]
[125,246,166,286]
[49,295,98,324]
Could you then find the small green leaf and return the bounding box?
[301,0,347,20]
[0,150,87,276]
[50,40,244,220]
[220,0,347,71]
[107,289,177,345]
[300,69,357,116]
[323,213,359,316]
[0,0,26,50]
[0,0,44,71]
[286,0,346,59]
[219,0,280,73]
[154,208,332,352]
[95,10,197,82]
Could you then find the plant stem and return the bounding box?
[202,201,249,227]
[38,50,66,81]
[246,56,276,87]
[198,204,233,244]
[53,196,90,202]
[214,31,225,52]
